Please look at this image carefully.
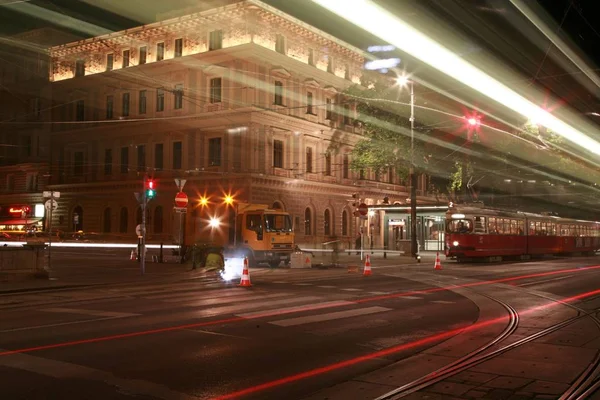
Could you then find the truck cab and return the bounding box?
[236,204,294,267]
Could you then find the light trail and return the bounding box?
[0,264,599,358]
[312,0,600,157]
[216,286,600,399]
[0,241,178,249]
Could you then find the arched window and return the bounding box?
[119,207,128,233]
[103,208,111,233]
[304,208,312,235]
[154,206,163,233]
[342,210,348,236]
[272,201,284,210]
[324,209,331,236]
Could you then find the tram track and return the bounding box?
[375,281,600,400]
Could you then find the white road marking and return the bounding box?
[399,296,422,300]
[236,300,354,319]
[181,293,290,307]
[41,308,138,318]
[294,283,313,286]
[270,306,392,327]
[431,300,455,304]
[214,296,324,316]
[369,291,390,295]
[184,329,245,339]
[272,281,288,284]
[317,285,337,289]
[341,288,363,292]
[0,350,196,400]
[517,274,575,287]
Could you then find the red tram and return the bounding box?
[445,205,600,261]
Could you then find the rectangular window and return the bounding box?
[106,54,114,71]
[344,103,352,125]
[208,137,222,166]
[122,93,130,117]
[106,95,114,119]
[75,59,85,77]
[209,30,223,51]
[174,38,183,57]
[122,50,130,68]
[156,89,164,111]
[172,141,182,170]
[343,154,349,179]
[104,149,112,175]
[327,56,334,73]
[273,139,283,168]
[137,145,146,172]
[174,84,183,109]
[274,81,283,105]
[139,46,147,65]
[306,147,313,173]
[154,143,163,170]
[275,34,286,54]
[75,100,84,121]
[74,151,84,176]
[120,147,129,173]
[139,90,147,114]
[306,92,313,114]
[326,98,332,120]
[210,78,222,103]
[156,42,164,61]
[325,153,332,176]
[308,49,314,66]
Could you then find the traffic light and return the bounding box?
[146,179,156,199]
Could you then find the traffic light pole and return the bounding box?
[141,176,147,275]
[409,81,418,259]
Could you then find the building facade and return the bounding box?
[44,0,435,249]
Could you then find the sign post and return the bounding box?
[43,191,60,272]
[174,179,187,263]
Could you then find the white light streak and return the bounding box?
[312,0,600,156]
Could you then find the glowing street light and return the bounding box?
[224,194,234,205]
[199,196,208,206]
[209,217,220,228]
[467,117,479,126]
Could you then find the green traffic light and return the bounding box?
[147,189,155,198]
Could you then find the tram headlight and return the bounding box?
[453,241,459,247]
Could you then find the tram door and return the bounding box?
[424,217,444,251]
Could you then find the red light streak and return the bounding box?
[215,287,600,399]
[0,265,598,358]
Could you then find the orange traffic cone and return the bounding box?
[434,252,442,270]
[238,257,252,287]
[130,250,136,261]
[363,254,372,276]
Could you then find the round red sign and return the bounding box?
[175,192,188,208]
[358,203,368,216]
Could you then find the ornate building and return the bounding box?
[41,0,433,248]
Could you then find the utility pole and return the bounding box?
[409,80,418,259]
[141,175,147,275]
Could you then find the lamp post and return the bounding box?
[397,75,418,259]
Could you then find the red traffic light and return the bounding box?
[147,179,155,189]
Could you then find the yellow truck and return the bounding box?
[233,203,295,267]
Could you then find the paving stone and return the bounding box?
[485,376,534,390]
[464,389,488,398]
[522,380,570,395]
[427,381,474,396]
[499,343,594,365]
[487,388,516,399]
[470,357,580,383]
[507,394,535,400]
[452,371,497,384]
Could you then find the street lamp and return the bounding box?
[223,194,237,247]
[396,74,418,259]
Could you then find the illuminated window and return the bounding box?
[139,46,147,65]
[274,81,283,105]
[275,34,286,54]
[106,54,113,71]
[156,42,164,61]
[209,30,223,51]
[174,38,183,57]
[210,78,222,103]
[122,50,130,68]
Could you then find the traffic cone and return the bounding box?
[238,257,252,287]
[434,252,442,270]
[130,250,136,261]
[363,254,372,276]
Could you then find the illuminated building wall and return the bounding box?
[45,0,430,248]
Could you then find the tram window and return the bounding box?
[488,217,497,234]
[517,220,524,235]
[571,225,576,236]
[448,219,472,233]
[510,219,517,234]
[474,216,486,233]
[529,221,535,235]
[560,225,567,236]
